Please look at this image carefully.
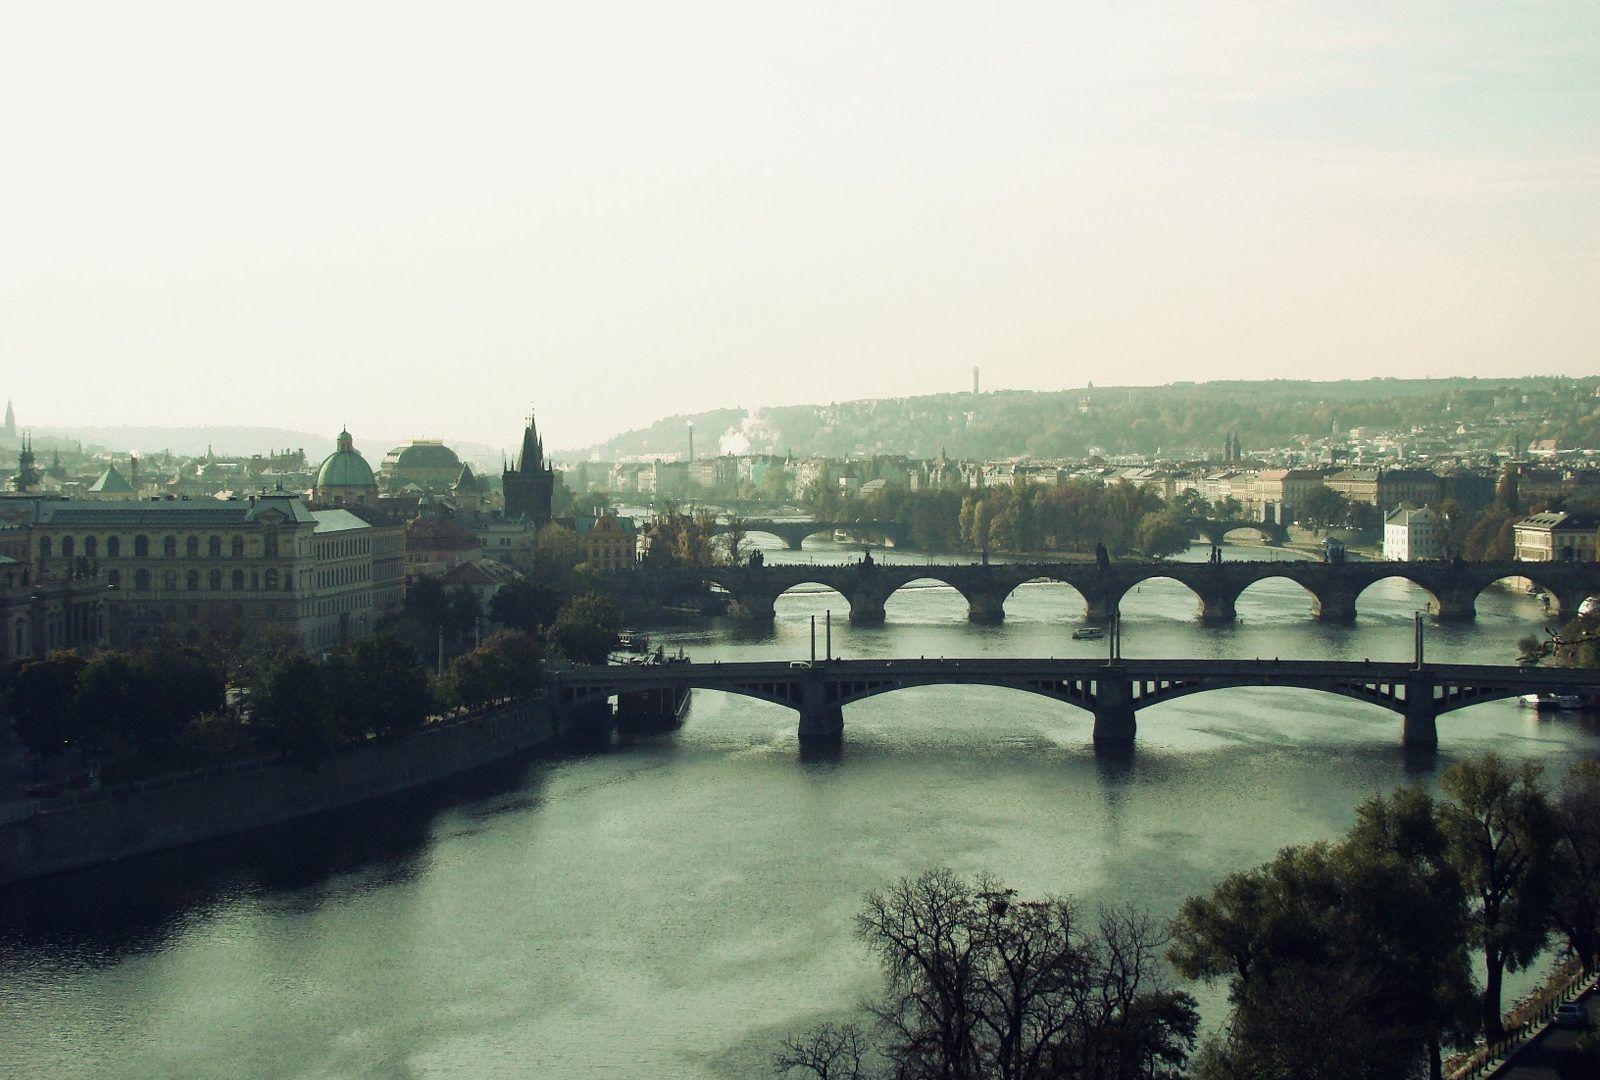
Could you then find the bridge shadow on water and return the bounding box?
[0,749,559,970]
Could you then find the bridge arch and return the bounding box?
[560,677,801,713]
[828,673,1098,713]
[1000,575,1091,622]
[1352,574,1443,621]
[1132,677,1408,715]
[883,576,973,623]
[773,579,852,616]
[1111,573,1211,622]
[1233,574,1323,620]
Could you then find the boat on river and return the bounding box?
[1520,693,1582,711]
[1072,626,1107,640]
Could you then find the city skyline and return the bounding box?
[4,2,1597,448]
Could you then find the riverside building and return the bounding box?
[23,494,402,650]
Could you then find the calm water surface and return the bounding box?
[3,540,1596,1078]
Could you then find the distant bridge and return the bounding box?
[667,559,1600,625]
[1184,517,1288,546]
[550,657,1600,750]
[709,518,910,551]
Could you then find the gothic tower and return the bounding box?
[502,410,554,525]
[3,400,14,441]
[12,434,41,492]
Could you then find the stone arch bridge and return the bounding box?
[671,559,1600,625]
[708,519,910,551]
[550,657,1600,750]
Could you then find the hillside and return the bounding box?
[565,377,1599,462]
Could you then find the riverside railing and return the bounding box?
[1446,963,1600,1079]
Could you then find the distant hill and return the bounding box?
[563,377,1599,462]
[34,425,338,458]
[22,426,511,463]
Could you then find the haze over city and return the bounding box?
[6,5,1600,1079]
[4,1,1597,448]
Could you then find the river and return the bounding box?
[2,538,1596,1078]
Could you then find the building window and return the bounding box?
[232,570,244,591]
[265,568,279,590]
[210,569,222,591]
[63,537,75,558]
[38,537,52,560]
[231,536,245,558]
[187,536,199,557]
[85,536,98,558]
[108,536,121,557]
[163,536,177,558]
[135,568,151,591]
[164,571,177,591]
[187,570,199,591]
[264,529,278,557]
[134,535,150,557]
[107,569,120,588]
[209,536,222,558]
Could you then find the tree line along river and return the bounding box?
[2,538,1595,1078]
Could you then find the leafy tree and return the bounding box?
[1344,786,1477,1079]
[1135,511,1192,559]
[489,578,567,636]
[439,646,509,711]
[482,629,544,695]
[780,868,1198,1080]
[326,633,434,739]
[403,575,453,635]
[1551,761,1600,973]
[1172,829,1471,1080]
[546,592,623,664]
[2,652,86,758]
[721,514,749,565]
[1439,753,1557,1039]
[137,641,225,748]
[74,652,148,757]
[176,711,258,771]
[251,652,335,764]
[535,523,584,574]
[1298,487,1350,529]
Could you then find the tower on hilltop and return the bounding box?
[3,400,14,441]
[503,409,555,525]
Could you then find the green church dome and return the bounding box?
[316,429,376,490]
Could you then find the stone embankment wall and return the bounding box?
[0,699,557,885]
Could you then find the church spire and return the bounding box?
[518,408,543,474]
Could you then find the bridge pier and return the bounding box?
[1551,588,1591,621]
[965,590,1007,625]
[1430,589,1477,623]
[1197,590,1237,624]
[782,535,806,551]
[1312,590,1357,625]
[1402,676,1438,749]
[615,686,689,735]
[729,592,778,622]
[1084,595,1114,626]
[798,672,843,748]
[1092,674,1136,750]
[848,592,887,626]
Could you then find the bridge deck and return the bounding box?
[555,658,1598,687]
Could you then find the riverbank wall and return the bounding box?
[0,698,558,885]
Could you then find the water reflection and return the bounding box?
[0,539,1588,1080]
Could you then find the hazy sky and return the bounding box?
[3,2,1596,451]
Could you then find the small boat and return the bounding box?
[1520,693,1582,711]
[1072,626,1107,640]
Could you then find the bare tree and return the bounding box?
[778,868,1197,1079]
[774,1023,870,1080]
